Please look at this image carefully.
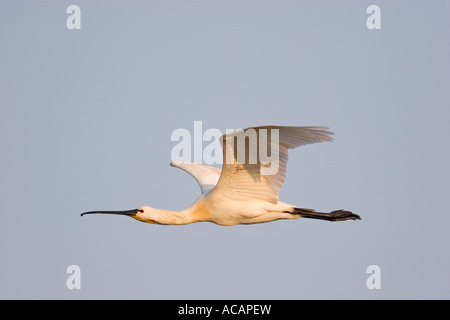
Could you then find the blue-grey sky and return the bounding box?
[1,1,449,299]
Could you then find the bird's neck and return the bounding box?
[138,198,211,225]
[134,208,186,225]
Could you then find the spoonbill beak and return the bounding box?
[80,209,140,217]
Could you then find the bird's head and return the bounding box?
[80,206,161,224]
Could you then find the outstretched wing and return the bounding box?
[209,126,334,203]
[170,161,222,194]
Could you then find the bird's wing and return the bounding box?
[209,126,334,203]
[170,161,222,194]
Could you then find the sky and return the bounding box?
[1,0,449,299]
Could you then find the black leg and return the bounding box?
[292,208,361,222]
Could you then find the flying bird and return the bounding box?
[81,125,360,225]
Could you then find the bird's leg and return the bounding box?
[291,208,361,221]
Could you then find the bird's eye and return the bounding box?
[138,209,144,213]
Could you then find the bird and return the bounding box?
[81,125,360,225]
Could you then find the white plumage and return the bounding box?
[81,125,360,225]
[170,161,221,195]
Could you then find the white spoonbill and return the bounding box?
[81,125,360,225]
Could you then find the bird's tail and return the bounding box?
[292,207,361,222]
